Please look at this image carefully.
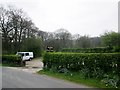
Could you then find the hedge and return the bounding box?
[43,53,120,72]
[61,47,119,53]
[1,55,22,66]
[43,52,120,75]
[43,52,120,88]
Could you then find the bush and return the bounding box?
[102,74,119,88]
[43,52,120,87]
[1,55,22,66]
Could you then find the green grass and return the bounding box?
[1,63,21,67]
[37,69,110,88]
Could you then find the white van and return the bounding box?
[16,52,34,61]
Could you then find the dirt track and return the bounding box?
[26,58,43,69]
[8,58,43,73]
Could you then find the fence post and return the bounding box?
[21,61,26,67]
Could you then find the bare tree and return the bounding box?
[76,35,91,48]
[0,5,41,53]
[0,6,13,52]
[44,28,72,51]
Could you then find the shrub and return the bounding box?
[1,55,22,66]
[102,74,119,88]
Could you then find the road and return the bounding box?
[9,58,44,73]
[2,67,89,88]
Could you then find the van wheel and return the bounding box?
[29,58,32,61]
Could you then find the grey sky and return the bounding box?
[0,0,119,37]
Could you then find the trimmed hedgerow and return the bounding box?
[43,53,120,73]
[61,47,117,53]
[43,52,120,87]
[1,55,22,66]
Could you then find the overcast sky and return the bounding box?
[0,0,119,37]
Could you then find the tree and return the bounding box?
[21,38,43,57]
[0,6,12,52]
[90,37,102,48]
[76,35,91,48]
[43,28,73,51]
[0,5,41,54]
[54,28,72,50]
[101,31,120,47]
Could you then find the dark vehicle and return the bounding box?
[46,46,54,52]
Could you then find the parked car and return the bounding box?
[16,52,34,61]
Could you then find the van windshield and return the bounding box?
[17,53,24,56]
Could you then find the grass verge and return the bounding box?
[37,69,111,88]
[0,63,21,67]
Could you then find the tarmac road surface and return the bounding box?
[2,67,90,88]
